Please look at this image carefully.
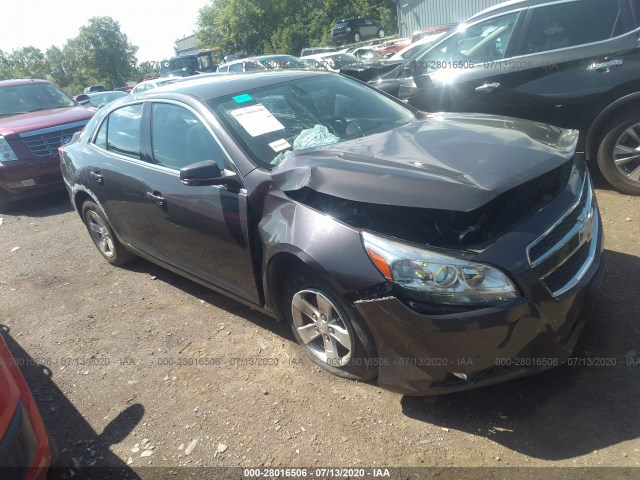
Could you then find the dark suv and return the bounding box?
[0,79,96,212]
[384,0,640,195]
[333,17,385,45]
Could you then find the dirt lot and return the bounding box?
[1,172,639,480]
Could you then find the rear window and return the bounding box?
[96,104,143,159]
[524,0,627,54]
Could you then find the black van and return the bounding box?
[332,17,385,45]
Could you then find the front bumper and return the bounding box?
[354,225,607,396]
[0,158,65,201]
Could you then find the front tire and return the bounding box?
[353,32,361,43]
[81,200,135,266]
[377,28,385,39]
[283,265,377,381]
[597,111,640,195]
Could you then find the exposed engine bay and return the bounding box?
[287,157,573,248]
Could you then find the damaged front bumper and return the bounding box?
[354,247,607,396]
[353,193,607,395]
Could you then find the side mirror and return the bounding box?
[75,94,91,105]
[180,160,242,189]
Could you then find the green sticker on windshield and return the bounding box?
[233,94,253,104]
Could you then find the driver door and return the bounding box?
[139,101,259,304]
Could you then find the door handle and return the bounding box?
[588,59,623,72]
[475,82,501,92]
[90,171,103,184]
[145,191,166,206]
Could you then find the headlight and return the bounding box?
[0,136,18,162]
[362,231,518,306]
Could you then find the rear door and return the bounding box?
[137,100,259,304]
[87,102,165,259]
[363,19,376,39]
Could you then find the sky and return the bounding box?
[3,0,212,63]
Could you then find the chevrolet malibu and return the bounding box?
[60,71,607,395]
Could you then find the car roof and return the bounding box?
[0,78,49,87]
[87,90,128,96]
[252,54,298,60]
[155,70,333,100]
[467,0,544,22]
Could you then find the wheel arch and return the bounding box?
[73,190,94,219]
[265,249,334,322]
[585,92,640,162]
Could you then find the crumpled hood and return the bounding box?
[0,106,95,136]
[272,113,578,212]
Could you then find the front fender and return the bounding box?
[258,191,385,305]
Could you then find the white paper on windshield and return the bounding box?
[230,104,285,137]
[269,138,291,152]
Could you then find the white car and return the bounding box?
[216,59,267,73]
[299,52,360,72]
[130,77,183,94]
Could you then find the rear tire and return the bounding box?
[353,32,361,43]
[283,265,377,381]
[597,111,640,195]
[81,200,135,266]
[377,28,385,39]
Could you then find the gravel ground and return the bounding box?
[0,173,639,480]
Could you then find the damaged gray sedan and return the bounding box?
[60,71,607,395]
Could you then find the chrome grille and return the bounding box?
[528,177,598,297]
[542,241,591,293]
[20,123,86,157]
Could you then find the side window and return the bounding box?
[419,12,519,69]
[524,0,625,54]
[151,103,223,170]
[95,118,107,149]
[229,63,244,72]
[104,104,143,159]
[218,65,228,72]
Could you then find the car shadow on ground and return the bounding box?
[1,325,143,479]
[4,191,73,218]
[401,249,640,460]
[122,259,295,342]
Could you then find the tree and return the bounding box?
[197,0,397,56]
[7,47,49,79]
[66,16,138,89]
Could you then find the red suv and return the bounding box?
[0,79,96,212]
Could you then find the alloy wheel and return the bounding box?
[290,289,354,367]
[86,210,115,258]
[613,123,640,183]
